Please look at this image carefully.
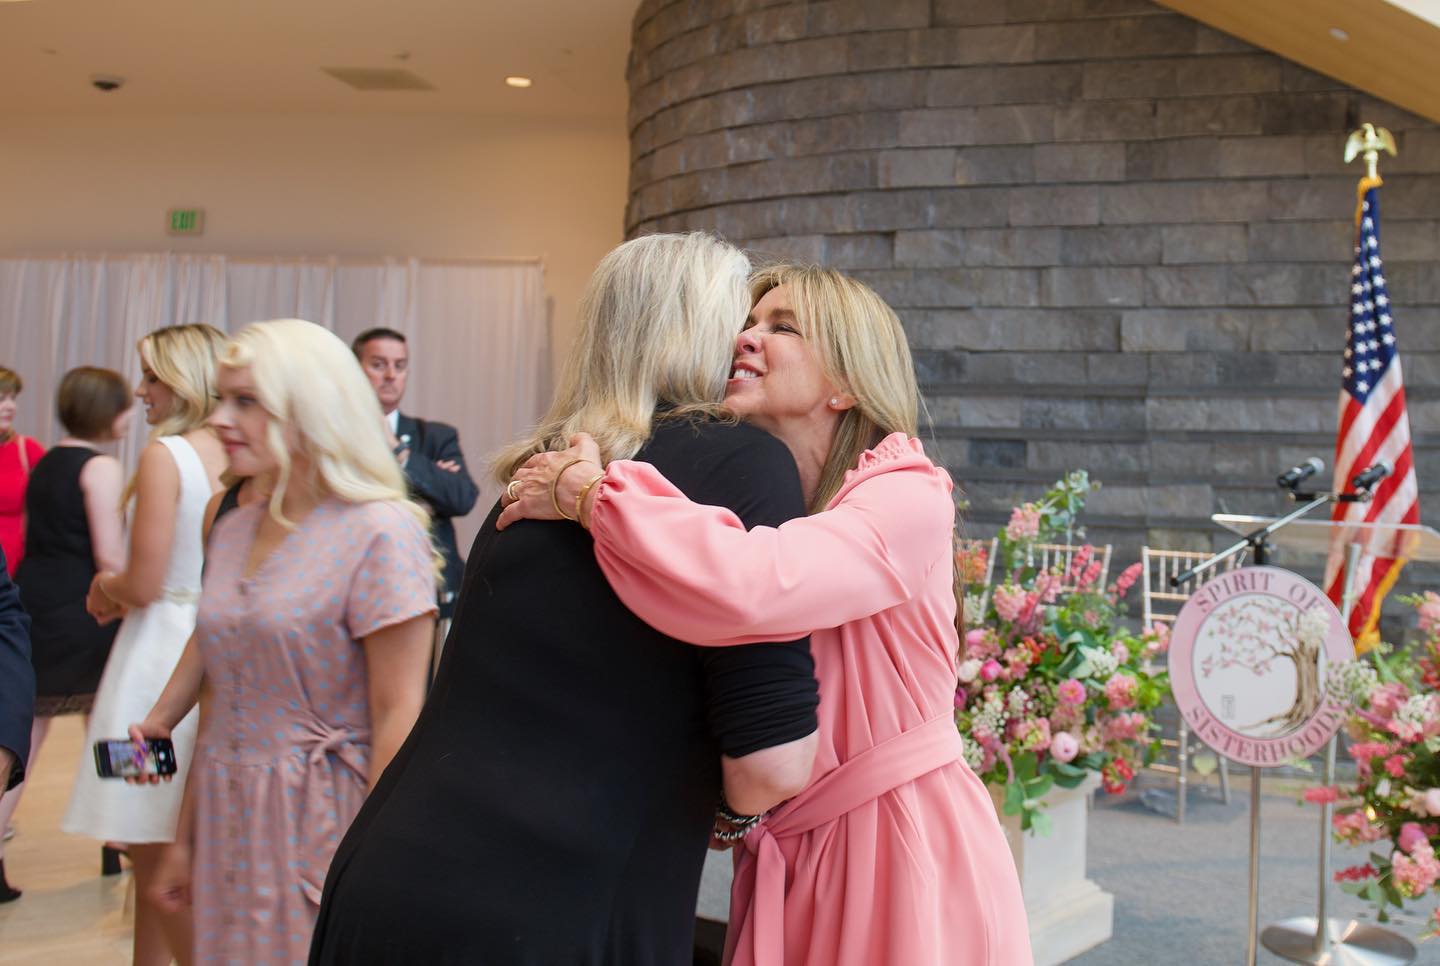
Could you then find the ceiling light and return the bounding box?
[505,76,532,88]
[1329,26,1350,41]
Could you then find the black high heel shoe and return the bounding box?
[101,845,124,876]
[0,858,20,902]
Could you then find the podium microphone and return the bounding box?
[1351,461,1392,492]
[1276,457,1324,489]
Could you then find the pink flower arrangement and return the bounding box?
[1303,785,1341,805]
[955,471,1164,834]
[1327,592,1440,936]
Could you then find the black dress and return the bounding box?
[15,446,119,716]
[310,418,820,966]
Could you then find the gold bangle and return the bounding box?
[550,458,586,522]
[575,473,604,529]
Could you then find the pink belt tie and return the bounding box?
[731,712,965,966]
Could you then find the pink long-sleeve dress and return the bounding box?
[588,433,1030,966]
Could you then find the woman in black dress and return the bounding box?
[0,367,131,901]
[310,233,822,965]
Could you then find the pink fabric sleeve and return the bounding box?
[588,446,953,646]
[345,503,439,641]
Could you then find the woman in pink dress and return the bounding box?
[131,318,438,965]
[501,266,1031,966]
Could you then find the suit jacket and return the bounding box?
[0,548,34,791]
[397,413,479,618]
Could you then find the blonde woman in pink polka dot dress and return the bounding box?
[132,319,437,965]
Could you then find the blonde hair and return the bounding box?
[495,232,750,481]
[749,265,920,512]
[139,324,225,438]
[220,319,432,550]
[124,323,225,504]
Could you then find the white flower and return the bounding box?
[1298,606,1330,650]
[957,658,982,684]
[1326,660,1378,705]
[962,736,986,770]
[1085,647,1119,680]
[1007,687,1030,713]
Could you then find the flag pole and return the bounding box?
[1258,124,1416,966]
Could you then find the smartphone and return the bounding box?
[93,737,177,779]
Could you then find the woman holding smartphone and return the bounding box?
[133,318,437,965]
[62,325,226,966]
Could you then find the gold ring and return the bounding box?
[505,479,523,502]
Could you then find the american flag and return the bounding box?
[1322,183,1420,650]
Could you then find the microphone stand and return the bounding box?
[1171,482,1378,966]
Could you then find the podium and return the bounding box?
[1209,514,1440,966]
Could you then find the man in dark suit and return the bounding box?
[353,328,479,622]
[0,549,35,901]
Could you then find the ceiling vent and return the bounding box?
[322,67,435,91]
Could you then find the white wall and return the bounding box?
[0,112,629,379]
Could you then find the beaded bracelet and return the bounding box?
[713,796,765,842]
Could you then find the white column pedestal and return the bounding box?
[990,775,1115,966]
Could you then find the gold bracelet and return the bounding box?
[550,458,586,521]
[575,473,604,529]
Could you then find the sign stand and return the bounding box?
[1210,515,1440,966]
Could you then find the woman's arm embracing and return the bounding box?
[592,437,954,646]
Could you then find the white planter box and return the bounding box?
[989,774,1114,966]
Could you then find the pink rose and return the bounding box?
[1303,785,1340,804]
[1057,678,1086,706]
[979,659,1003,683]
[1399,822,1431,855]
[965,628,988,650]
[1050,731,1079,763]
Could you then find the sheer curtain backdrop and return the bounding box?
[0,252,550,552]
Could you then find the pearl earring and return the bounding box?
[830,397,839,407]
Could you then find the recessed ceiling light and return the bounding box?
[505,76,532,88]
[1329,26,1350,41]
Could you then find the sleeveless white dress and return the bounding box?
[62,435,211,843]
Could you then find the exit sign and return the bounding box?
[167,208,205,235]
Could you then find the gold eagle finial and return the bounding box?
[1345,123,1398,180]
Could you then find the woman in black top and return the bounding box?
[310,234,820,965]
[2,367,131,901]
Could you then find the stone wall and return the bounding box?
[625,0,1440,591]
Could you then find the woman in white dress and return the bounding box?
[63,323,226,966]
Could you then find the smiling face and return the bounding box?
[134,349,177,427]
[725,284,847,444]
[356,337,408,414]
[209,364,278,478]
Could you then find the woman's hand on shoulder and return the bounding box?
[496,433,603,531]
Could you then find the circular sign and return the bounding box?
[1168,566,1355,768]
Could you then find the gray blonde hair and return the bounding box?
[749,265,920,513]
[495,232,750,481]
